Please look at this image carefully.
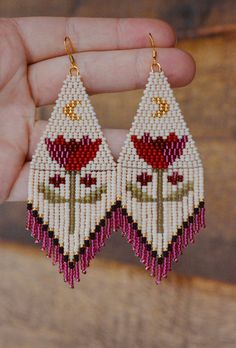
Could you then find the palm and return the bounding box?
[0,17,195,202]
[0,20,35,202]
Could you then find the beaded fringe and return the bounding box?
[26,198,205,287]
[117,201,205,284]
[26,202,119,288]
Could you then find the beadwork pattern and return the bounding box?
[26,74,117,287]
[26,68,205,288]
[117,70,205,284]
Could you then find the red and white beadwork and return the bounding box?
[117,70,205,284]
[26,66,205,288]
[26,74,117,287]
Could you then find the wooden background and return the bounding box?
[0,1,235,347]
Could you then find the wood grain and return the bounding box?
[0,0,76,17]
[75,0,236,38]
[1,0,235,39]
[0,242,235,348]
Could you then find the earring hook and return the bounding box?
[148,33,162,72]
[64,36,80,76]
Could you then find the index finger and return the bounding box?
[13,17,176,63]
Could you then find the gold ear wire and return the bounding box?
[148,33,162,72]
[64,36,80,76]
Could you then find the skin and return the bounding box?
[0,17,196,203]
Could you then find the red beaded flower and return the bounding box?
[137,172,152,186]
[80,174,97,187]
[45,135,102,171]
[131,132,188,169]
[167,172,184,185]
[49,174,65,187]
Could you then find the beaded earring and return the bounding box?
[116,33,205,284]
[26,34,205,288]
[26,37,117,287]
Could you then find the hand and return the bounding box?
[0,17,195,202]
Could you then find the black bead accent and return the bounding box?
[32,210,38,217]
[137,230,142,237]
[69,261,74,269]
[42,224,48,231]
[168,244,172,252]
[90,232,96,240]
[53,238,59,246]
[63,254,69,262]
[177,228,183,235]
[85,240,90,247]
[146,244,152,251]
[79,247,85,255]
[37,217,43,224]
[158,257,163,264]
[194,207,199,214]
[100,219,105,227]
[172,235,178,242]
[188,216,194,223]
[133,222,138,230]
[141,237,147,244]
[111,205,116,212]
[74,254,79,262]
[95,225,101,233]
[48,230,54,238]
[106,211,112,218]
[127,216,133,223]
[116,200,121,208]
[163,250,168,258]
[199,201,205,208]
[59,246,64,254]
[122,208,127,215]
[27,203,32,210]
[183,221,188,228]
[152,250,157,258]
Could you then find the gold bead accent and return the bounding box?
[151,97,169,118]
[63,100,81,121]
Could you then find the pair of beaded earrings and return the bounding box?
[26,35,205,288]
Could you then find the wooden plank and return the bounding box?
[0,0,76,17]
[0,242,235,348]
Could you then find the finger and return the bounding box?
[14,17,176,63]
[7,162,30,202]
[8,125,128,201]
[29,48,196,106]
[0,99,32,203]
[0,138,27,203]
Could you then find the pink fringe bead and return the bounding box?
[156,264,162,285]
